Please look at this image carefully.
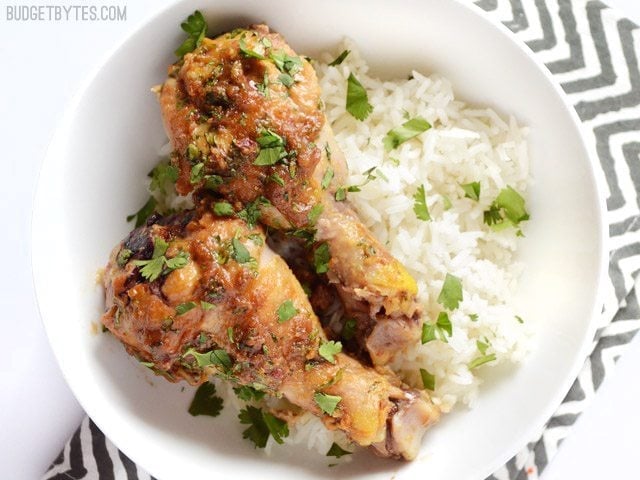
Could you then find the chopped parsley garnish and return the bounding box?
[278,73,294,87]
[516,315,524,324]
[328,50,350,66]
[183,348,232,371]
[231,238,253,264]
[127,196,156,227]
[307,204,324,225]
[483,186,529,231]
[277,300,298,323]
[204,174,224,191]
[476,339,489,355]
[175,10,207,58]
[420,368,436,391]
[469,313,479,322]
[314,392,341,415]
[254,129,289,166]
[468,353,497,369]
[237,196,269,228]
[341,318,356,341]
[346,73,373,121]
[461,182,481,201]
[239,36,266,59]
[413,184,431,221]
[176,302,197,315]
[269,50,303,75]
[213,201,234,216]
[421,311,453,344]
[239,406,289,448]
[437,273,463,310]
[190,163,205,183]
[269,173,285,186]
[234,385,266,402]
[256,72,270,97]
[335,187,347,201]
[382,117,431,151]
[116,248,132,267]
[188,381,223,417]
[326,442,352,458]
[201,301,214,310]
[149,162,179,192]
[132,237,189,282]
[318,340,342,364]
[321,167,334,190]
[442,194,453,210]
[313,242,331,274]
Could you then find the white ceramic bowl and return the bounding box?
[32,0,607,479]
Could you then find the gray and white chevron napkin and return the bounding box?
[43,1,640,479]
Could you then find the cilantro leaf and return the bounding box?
[476,339,489,355]
[201,301,215,310]
[314,392,341,415]
[175,10,207,58]
[442,194,453,210]
[326,442,352,458]
[318,340,342,364]
[237,196,269,228]
[468,353,497,369]
[437,273,463,310]
[321,167,334,190]
[383,117,431,151]
[188,382,223,417]
[234,385,266,402]
[176,302,197,315]
[307,204,323,225]
[165,251,189,270]
[116,248,132,267]
[413,184,431,221]
[328,50,350,66]
[313,242,331,274]
[239,406,289,448]
[149,163,179,192]
[239,36,266,59]
[483,186,529,230]
[335,187,347,201]
[231,238,253,264]
[278,73,294,87]
[127,196,156,227]
[269,50,303,75]
[277,300,298,323]
[461,181,481,201]
[183,348,232,371]
[346,73,372,121]
[213,201,234,216]
[134,256,164,282]
[421,312,453,344]
[420,368,435,391]
[254,129,288,166]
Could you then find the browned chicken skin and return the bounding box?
[158,25,422,365]
[101,207,439,459]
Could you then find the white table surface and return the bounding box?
[1,1,638,478]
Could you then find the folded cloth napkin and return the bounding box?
[43,1,640,479]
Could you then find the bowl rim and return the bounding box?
[31,0,610,478]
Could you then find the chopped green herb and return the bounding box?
[248,233,264,246]
[383,117,431,151]
[469,353,497,369]
[204,174,224,191]
[483,186,529,230]
[239,36,265,59]
[328,49,350,66]
[326,442,352,458]
[256,72,270,96]
[437,273,463,310]
[213,201,234,216]
[239,406,289,448]
[387,157,401,167]
[183,348,232,371]
[469,313,479,322]
[413,184,431,221]
[237,196,269,228]
[421,312,453,344]
[477,340,489,355]
[198,332,207,344]
[335,187,347,201]
[420,368,436,391]
[277,300,298,323]
[516,315,524,324]
[269,173,285,186]
[461,182,481,201]
[341,318,356,341]
[269,50,303,75]
[442,194,453,210]
[321,167,334,190]
[133,237,188,282]
[314,242,331,274]
[254,129,288,166]
[165,251,189,270]
[346,73,373,121]
[234,385,266,402]
[230,239,252,264]
[314,392,341,415]
[139,361,154,368]
[201,301,214,310]
[188,381,223,417]
[176,302,197,315]
[190,162,205,183]
[116,248,132,267]
[318,340,342,364]
[127,196,156,227]
[307,204,324,225]
[149,163,179,192]
[278,73,294,87]
[175,10,207,58]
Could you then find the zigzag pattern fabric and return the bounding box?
[478,1,640,478]
[43,1,640,479]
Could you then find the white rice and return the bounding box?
[315,39,531,413]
